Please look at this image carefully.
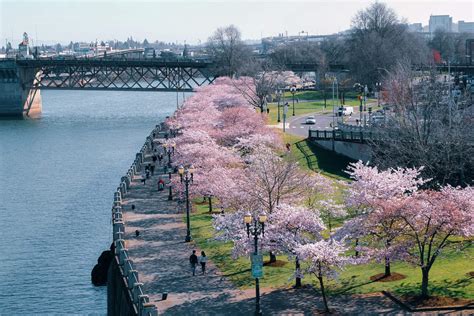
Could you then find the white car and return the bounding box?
[305,116,316,124]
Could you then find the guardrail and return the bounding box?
[111,123,165,316]
[337,122,368,132]
[308,129,380,142]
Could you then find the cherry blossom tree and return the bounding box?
[342,161,428,276]
[237,146,315,215]
[212,203,327,284]
[315,199,347,234]
[397,186,473,298]
[296,240,351,313]
[267,204,325,287]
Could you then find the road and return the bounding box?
[287,112,361,137]
[285,100,381,137]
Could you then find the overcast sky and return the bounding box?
[1,0,473,46]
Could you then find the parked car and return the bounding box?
[305,116,316,124]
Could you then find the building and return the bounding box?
[408,23,423,33]
[429,15,453,33]
[18,32,31,58]
[458,21,474,33]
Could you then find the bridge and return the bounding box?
[308,129,377,162]
[0,54,217,117]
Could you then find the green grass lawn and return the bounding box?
[189,203,474,298]
[281,132,354,181]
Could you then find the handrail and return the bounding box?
[308,129,384,142]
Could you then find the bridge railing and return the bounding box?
[308,129,384,142]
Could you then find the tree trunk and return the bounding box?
[269,252,277,263]
[295,257,302,288]
[421,267,430,299]
[384,257,391,277]
[318,275,329,313]
[208,196,213,213]
[384,240,391,277]
[355,238,359,257]
[324,92,327,108]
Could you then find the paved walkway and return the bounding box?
[118,133,468,315]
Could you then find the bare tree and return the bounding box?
[233,60,301,113]
[270,41,326,68]
[348,2,429,85]
[369,62,474,186]
[206,25,252,77]
[430,30,472,64]
[320,37,348,66]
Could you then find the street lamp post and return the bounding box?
[276,89,282,123]
[167,168,173,201]
[331,77,338,151]
[164,142,175,168]
[354,83,364,128]
[375,82,381,108]
[179,164,194,242]
[290,85,296,116]
[363,85,368,126]
[244,211,267,316]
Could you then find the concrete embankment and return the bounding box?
[0,60,42,118]
[104,124,163,316]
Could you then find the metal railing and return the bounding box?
[308,129,382,142]
[111,123,165,316]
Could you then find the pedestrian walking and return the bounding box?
[189,250,198,276]
[158,153,164,165]
[157,177,165,191]
[141,170,146,185]
[199,251,207,274]
[150,163,155,176]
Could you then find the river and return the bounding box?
[0,90,183,314]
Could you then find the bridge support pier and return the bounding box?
[0,60,42,119]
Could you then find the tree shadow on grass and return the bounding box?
[331,275,378,295]
[391,277,473,299]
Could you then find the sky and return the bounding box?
[1,0,473,46]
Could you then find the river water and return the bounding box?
[0,90,182,314]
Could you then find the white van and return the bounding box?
[338,106,354,116]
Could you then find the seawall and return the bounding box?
[106,124,162,316]
[310,139,372,162]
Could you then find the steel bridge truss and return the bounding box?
[18,59,216,92]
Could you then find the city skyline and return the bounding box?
[1,0,473,46]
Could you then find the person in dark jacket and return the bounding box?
[189,250,198,276]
